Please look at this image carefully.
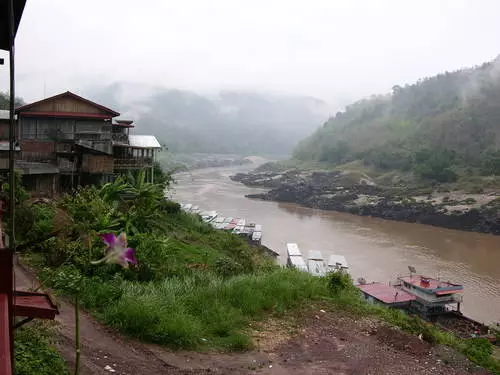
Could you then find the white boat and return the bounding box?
[307,250,327,277]
[286,243,305,268]
[254,224,262,232]
[251,231,262,242]
[192,205,201,213]
[288,255,308,272]
[201,212,217,223]
[327,255,349,273]
[286,243,302,257]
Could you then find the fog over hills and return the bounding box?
[85,82,331,156]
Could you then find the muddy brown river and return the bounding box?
[171,165,500,325]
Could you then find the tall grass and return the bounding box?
[79,269,328,351]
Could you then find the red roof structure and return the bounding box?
[356,282,416,304]
[16,91,120,118]
[18,111,114,119]
[113,119,135,128]
[397,275,464,297]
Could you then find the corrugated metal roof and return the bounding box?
[0,110,18,120]
[356,283,416,304]
[128,135,161,149]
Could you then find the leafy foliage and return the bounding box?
[0,91,25,110]
[327,271,352,294]
[14,322,68,375]
[293,56,500,181]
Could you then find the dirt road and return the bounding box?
[14,264,490,375]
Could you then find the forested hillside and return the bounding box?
[87,83,330,156]
[293,56,500,182]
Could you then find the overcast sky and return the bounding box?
[1,0,500,105]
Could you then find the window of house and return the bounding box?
[36,119,52,140]
[22,118,37,139]
[58,120,75,140]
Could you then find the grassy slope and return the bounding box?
[84,269,328,350]
[17,176,500,372]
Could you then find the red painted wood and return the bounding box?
[0,250,13,374]
[14,291,58,319]
[19,111,112,119]
[0,293,12,375]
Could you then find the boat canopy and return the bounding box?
[286,243,302,257]
[289,256,308,271]
[307,250,324,261]
[328,255,348,269]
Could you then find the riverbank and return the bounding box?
[15,170,500,373]
[231,170,500,235]
[17,263,493,375]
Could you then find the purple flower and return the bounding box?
[91,232,137,268]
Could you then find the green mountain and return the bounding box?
[293,56,500,183]
[86,83,330,156]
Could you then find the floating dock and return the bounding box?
[356,273,498,341]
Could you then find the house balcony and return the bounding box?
[114,157,153,169]
[111,133,129,145]
[75,140,113,155]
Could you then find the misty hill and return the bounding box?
[86,83,329,155]
[293,56,500,183]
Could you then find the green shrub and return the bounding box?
[214,257,243,277]
[467,185,484,194]
[327,271,353,295]
[14,322,68,375]
[463,338,493,365]
[160,200,181,214]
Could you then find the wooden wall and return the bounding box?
[21,96,108,115]
[82,155,114,173]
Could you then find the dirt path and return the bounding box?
[14,264,491,375]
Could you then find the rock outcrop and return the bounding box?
[232,171,500,235]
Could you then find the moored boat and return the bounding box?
[200,210,217,223]
[306,250,327,277]
[327,255,349,274]
[286,243,307,272]
[356,269,498,341]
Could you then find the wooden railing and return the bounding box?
[114,157,153,169]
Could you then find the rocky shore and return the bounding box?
[231,170,500,235]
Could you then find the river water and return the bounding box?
[171,165,500,325]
